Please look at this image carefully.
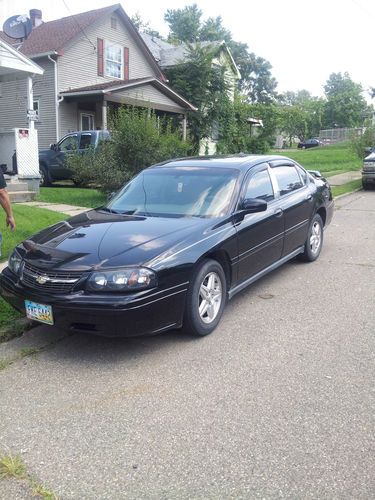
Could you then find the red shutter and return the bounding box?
[124,47,129,81]
[97,38,104,77]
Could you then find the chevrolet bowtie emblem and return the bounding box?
[36,275,49,284]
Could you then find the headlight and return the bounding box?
[8,250,23,275]
[86,267,157,292]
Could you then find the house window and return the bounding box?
[80,113,95,130]
[33,100,40,121]
[111,17,117,29]
[105,42,123,79]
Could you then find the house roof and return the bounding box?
[141,34,241,79]
[0,4,165,80]
[60,77,198,112]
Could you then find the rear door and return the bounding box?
[235,164,284,284]
[269,161,314,256]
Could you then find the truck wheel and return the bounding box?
[39,165,51,187]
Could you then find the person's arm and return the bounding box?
[0,188,16,230]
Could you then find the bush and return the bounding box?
[350,126,375,159]
[68,107,192,192]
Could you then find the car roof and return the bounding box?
[149,154,295,172]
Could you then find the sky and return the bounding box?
[0,0,374,100]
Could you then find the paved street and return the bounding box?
[1,191,375,499]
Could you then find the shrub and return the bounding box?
[350,126,375,159]
[68,107,192,192]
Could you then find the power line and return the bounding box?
[60,0,97,52]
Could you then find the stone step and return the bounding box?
[5,182,30,192]
[9,191,37,203]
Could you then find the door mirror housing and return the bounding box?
[240,198,267,213]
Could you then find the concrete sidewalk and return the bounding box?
[19,201,89,217]
[327,170,361,186]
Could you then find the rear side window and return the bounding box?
[273,166,303,196]
[244,169,274,202]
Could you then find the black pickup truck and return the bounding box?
[39,130,110,186]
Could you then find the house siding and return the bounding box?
[59,101,79,136]
[112,84,186,111]
[57,11,157,93]
[0,57,56,149]
[32,58,57,148]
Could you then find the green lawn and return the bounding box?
[273,142,361,176]
[37,186,106,208]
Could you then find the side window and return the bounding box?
[244,169,274,202]
[296,165,308,185]
[59,135,78,152]
[273,166,303,196]
[79,134,93,149]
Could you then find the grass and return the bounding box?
[274,142,361,176]
[0,453,26,479]
[37,186,106,208]
[0,452,58,499]
[331,179,362,197]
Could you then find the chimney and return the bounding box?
[30,9,43,28]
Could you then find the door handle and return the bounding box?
[274,208,283,217]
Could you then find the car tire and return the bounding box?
[362,180,371,190]
[300,213,324,262]
[39,165,51,187]
[183,259,227,337]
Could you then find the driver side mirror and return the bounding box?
[240,198,267,213]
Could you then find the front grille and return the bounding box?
[21,263,85,294]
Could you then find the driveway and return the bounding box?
[1,191,375,499]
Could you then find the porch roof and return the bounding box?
[60,77,197,112]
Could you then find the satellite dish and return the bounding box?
[3,15,32,40]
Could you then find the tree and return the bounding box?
[323,72,371,128]
[164,4,202,43]
[130,13,162,38]
[164,44,230,151]
[278,90,325,142]
[163,5,278,103]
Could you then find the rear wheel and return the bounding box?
[300,213,323,262]
[183,259,227,337]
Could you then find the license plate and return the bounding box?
[24,300,54,325]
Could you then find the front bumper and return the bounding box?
[362,172,375,185]
[0,267,188,337]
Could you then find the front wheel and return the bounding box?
[39,165,51,187]
[183,259,227,337]
[300,213,323,262]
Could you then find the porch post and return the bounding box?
[182,113,187,141]
[102,100,108,130]
[27,76,34,130]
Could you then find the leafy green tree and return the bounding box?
[323,72,370,128]
[130,13,162,38]
[164,4,202,43]
[163,5,278,104]
[164,43,230,151]
[278,90,325,142]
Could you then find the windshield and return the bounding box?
[106,167,239,218]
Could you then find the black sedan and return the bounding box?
[298,138,322,149]
[0,155,334,337]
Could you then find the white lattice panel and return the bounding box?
[14,128,39,178]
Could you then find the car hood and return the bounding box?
[18,209,211,271]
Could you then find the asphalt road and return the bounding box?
[1,191,375,499]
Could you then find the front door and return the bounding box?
[80,113,95,130]
[235,165,284,284]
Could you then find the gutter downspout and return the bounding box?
[48,54,63,142]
